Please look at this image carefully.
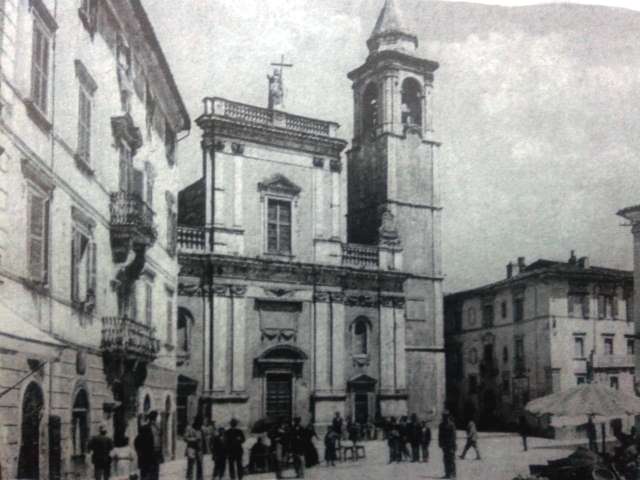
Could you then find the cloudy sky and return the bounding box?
[144,0,640,292]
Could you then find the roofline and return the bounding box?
[129,0,190,131]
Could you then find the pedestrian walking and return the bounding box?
[409,414,422,462]
[225,418,245,480]
[459,419,481,460]
[302,422,319,468]
[135,414,155,480]
[289,416,305,478]
[332,412,343,448]
[386,417,401,463]
[586,415,597,453]
[211,427,227,480]
[88,424,114,480]
[438,411,457,479]
[519,415,529,452]
[324,426,339,466]
[420,421,431,462]
[399,416,411,461]
[148,411,164,480]
[201,418,214,456]
[184,415,204,480]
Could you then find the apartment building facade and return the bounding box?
[444,253,633,431]
[0,1,189,479]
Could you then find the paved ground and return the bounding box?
[158,432,584,480]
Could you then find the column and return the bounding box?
[234,156,243,227]
[424,81,435,133]
[314,293,331,390]
[330,160,341,238]
[313,158,325,238]
[380,297,395,391]
[382,73,396,133]
[394,298,407,391]
[331,293,346,392]
[214,154,225,226]
[231,286,246,392]
[202,135,214,249]
[203,295,212,390]
[212,286,229,391]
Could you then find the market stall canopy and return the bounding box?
[0,300,65,358]
[526,384,640,418]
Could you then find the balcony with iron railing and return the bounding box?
[202,97,339,138]
[592,354,634,370]
[101,316,160,362]
[109,192,157,259]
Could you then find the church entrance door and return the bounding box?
[354,393,369,424]
[266,373,292,421]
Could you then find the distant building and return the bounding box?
[444,253,633,430]
[0,1,189,479]
[176,0,445,431]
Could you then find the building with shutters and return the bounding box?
[0,1,189,479]
[444,253,634,432]
[176,0,445,432]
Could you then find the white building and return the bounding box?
[444,253,633,433]
[0,1,189,479]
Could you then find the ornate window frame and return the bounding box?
[258,174,301,258]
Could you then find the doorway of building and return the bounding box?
[354,393,369,424]
[266,373,292,421]
[18,382,44,479]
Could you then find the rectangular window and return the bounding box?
[502,371,510,394]
[71,225,96,306]
[79,0,98,34]
[597,295,613,320]
[574,336,585,358]
[30,17,50,114]
[513,297,524,323]
[627,338,635,356]
[267,199,291,254]
[501,301,507,318]
[604,336,614,355]
[119,145,133,192]
[145,283,153,326]
[576,375,586,385]
[27,187,49,283]
[77,85,92,164]
[514,338,525,374]
[569,293,590,319]
[610,376,619,390]
[482,304,494,328]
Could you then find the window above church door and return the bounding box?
[258,174,301,257]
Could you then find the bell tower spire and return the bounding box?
[367,0,418,54]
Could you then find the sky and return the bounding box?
[143,0,640,292]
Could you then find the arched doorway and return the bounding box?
[256,345,307,422]
[18,382,44,479]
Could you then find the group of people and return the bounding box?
[183,416,246,480]
[381,414,432,463]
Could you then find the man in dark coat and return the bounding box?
[408,414,422,462]
[519,415,530,452]
[288,417,305,478]
[420,420,432,462]
[134,415,155,480]
[225,418,246,480]
[88,424,114,480]
[438,411,457,479]
[586,415,597,453]
[332,412,343,448]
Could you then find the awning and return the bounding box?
[0,300,65,358]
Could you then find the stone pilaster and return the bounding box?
[380,297,395,392]
[212,285,229,391]
[314,292,331,390]
[233,155,243,228]
[214,153,225,226]
[394,298,407,390]
[313,158,325,238]
[231,286,246,392]
[330,160,341,238]
[330,292,346,392]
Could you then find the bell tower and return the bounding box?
[347,0,440,278]
[347,0,445,418]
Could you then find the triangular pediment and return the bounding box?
[258,174,301,196]
[348,374,377,385]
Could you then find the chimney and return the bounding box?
[569,250,577,264]
[578,256,590,269]
[517,257,526,272]
[506,262,514,279]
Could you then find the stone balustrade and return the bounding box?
[101,316,160,362]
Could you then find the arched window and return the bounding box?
[177,307,194,352]
[18,382,44,479]
[353,317,370,355]
[72,388,90,456]
[401,78,422,126]
[362,82,379,136]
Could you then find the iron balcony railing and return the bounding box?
[109,192,156,240]
[101,316,160,362]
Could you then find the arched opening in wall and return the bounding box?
[401,78,422,127]
[143,394,152,414]
[177,307,194,353]
[18,382,44,480]
[351,317,371,356]
[72,388,90,457]
[362,82,379,137]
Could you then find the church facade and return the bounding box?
[176,0,444,430]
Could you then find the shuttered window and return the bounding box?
[77,86,92,164]
[166,299,173,344]
[71,225,96,305]
[27,187,49,283]
[30,17,50,114]
[145,283,153,326]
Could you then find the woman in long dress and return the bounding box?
[303,422,319,467]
